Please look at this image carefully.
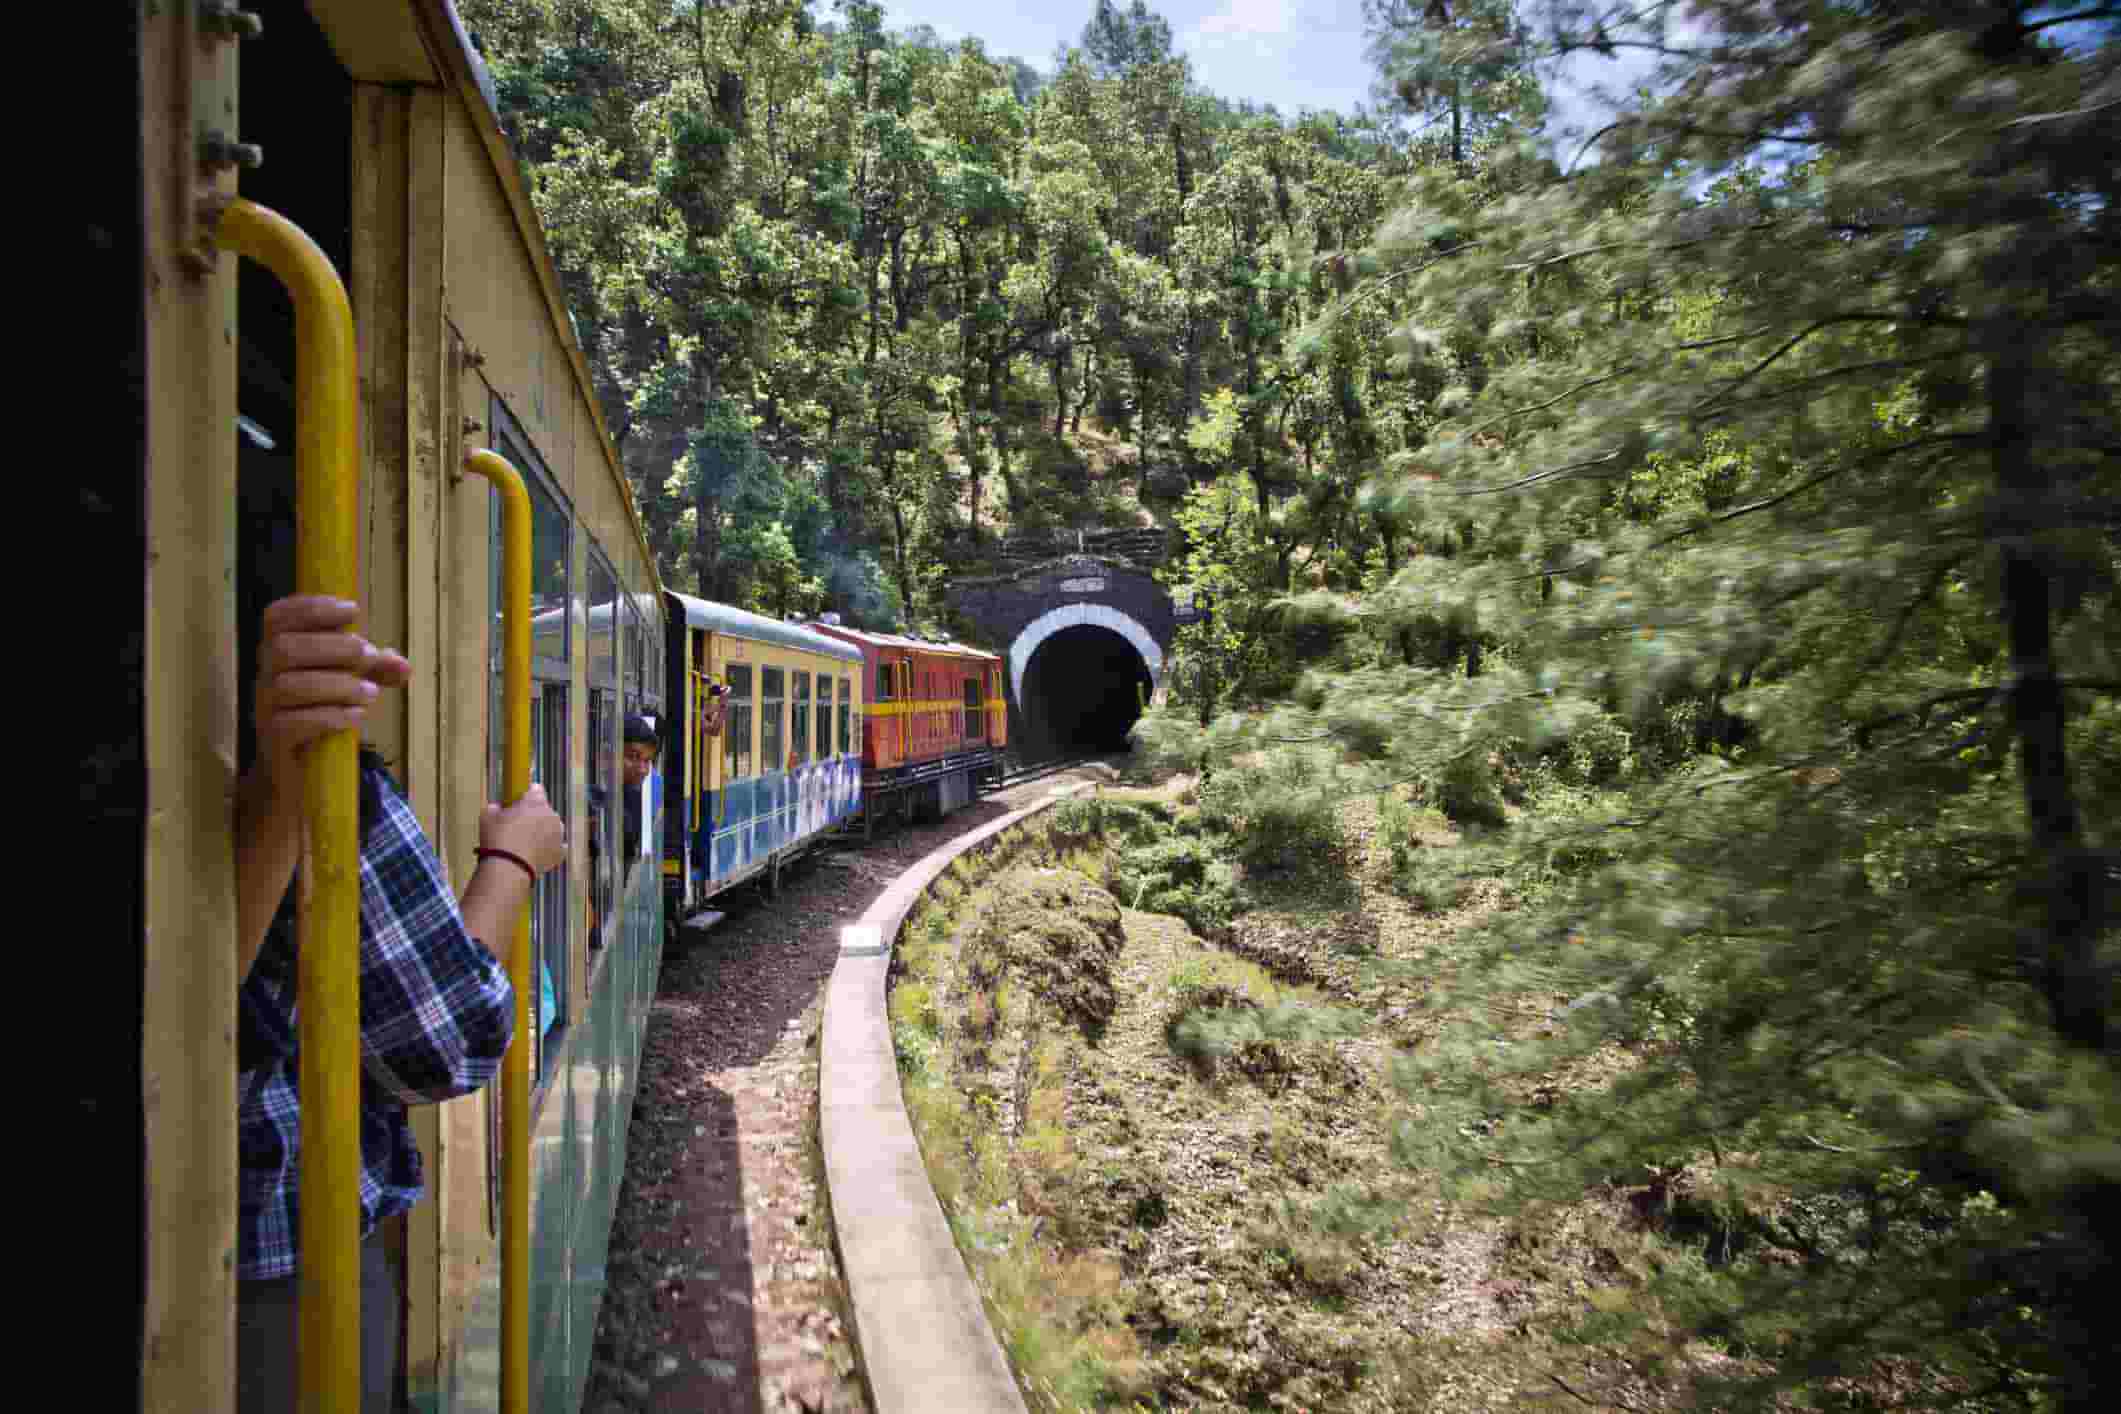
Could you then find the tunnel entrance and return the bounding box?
[1019,624,1153,757]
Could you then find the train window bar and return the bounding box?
[761,667,785,775]
[726,664,754,780]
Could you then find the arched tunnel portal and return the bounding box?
[1009,605,1162,759]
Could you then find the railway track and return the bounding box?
[994,752,1106,791]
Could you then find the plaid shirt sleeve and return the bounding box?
[358,773,515,1106]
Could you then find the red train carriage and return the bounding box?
[805,619,1007,830]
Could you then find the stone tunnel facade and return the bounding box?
[945,552,1187,759]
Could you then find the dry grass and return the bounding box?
[887,785,1721,1412]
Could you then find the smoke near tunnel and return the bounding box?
[1018,624,1153,756]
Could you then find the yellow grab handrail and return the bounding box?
[214,198,363,1414]
[462,449,534,1414]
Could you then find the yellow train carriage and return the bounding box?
[113,3,667,1410]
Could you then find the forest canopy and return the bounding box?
[464,2,2116,1407]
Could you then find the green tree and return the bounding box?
[1363,0,1546,166]
[466,0,1435,634]
[1260,2,2119,1403]
[1159,467,1285,725]
[1069,0,1174,79]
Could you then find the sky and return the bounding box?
[864,3,2115,162]
[867,0,1666,148]
[869,1,1383,116]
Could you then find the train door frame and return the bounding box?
[101,12,151,1409]
[662,595,691,920]
[140,7,366,1407]
[902,660,916,762]
[695,629,722,897]
[487,393,574,1090]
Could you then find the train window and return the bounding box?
[817,676,833,759]
[761,667,785,773]
[962,677,981,741]
[587,550,620,950]
[874,661,893,703]
[640,598,659,710]
[490,401,571,675]
[725,664,753,779]
[619,594,643,718]
[524,682,570,1085]
[628,600,648,709]
[839,676,852,755]
[487,397,570,1084]
[792,670,811,766]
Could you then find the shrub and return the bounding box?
[1377,789,1420,877]
[1199,749,1347,879]
[1111,833,1242,938]
[1552,712,1635,787]
[1247,1186,1399,1297]
[892,1021,937,1079]
[1164,952,1360,1087]
[1431,747,1507,829]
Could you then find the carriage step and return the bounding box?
[680,909,727,933]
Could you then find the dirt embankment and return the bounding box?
[893,789,1686,1414]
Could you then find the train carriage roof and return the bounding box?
[666,593,863,665]
[805,622,999,664]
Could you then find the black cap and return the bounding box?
[623,715,658,746]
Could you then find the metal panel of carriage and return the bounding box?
[806,622,1008,828]
[662,594,865,924]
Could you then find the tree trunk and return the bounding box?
[691,363,721,598]
[1990,341,2099,1053]
[1051,343,1067,440]
[1172,116,1192,205]
[889,490,915,627]
[824,403,844,520]
[1181,312,1204,427]
[891,228,910,331]
[989,351,1020,512]
[950,392,982,542]
[865,239,883,368]
[956,235,983,537]
[692,479,720,598]
[1134,355,1154,479]
[1073,343,1092,435]
[1990,327,2117,1414]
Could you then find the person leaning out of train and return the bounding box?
[620,713,662,877]
[232,593,567,1414]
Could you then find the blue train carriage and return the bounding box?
[661,594,867,928]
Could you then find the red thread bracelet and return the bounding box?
[474,846,537,882]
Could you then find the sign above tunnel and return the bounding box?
[1058,576,1107,594]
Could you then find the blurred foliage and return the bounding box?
[1150,1,2119,1407]
[468,1,2117,1404]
